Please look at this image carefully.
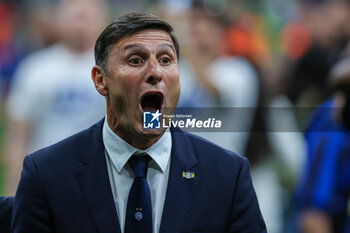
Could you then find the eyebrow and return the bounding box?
[123,43,175,54]
[158,43,176,54]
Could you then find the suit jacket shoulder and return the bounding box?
[172,128,248,179]
[11,119,115,233]
[184,130,246,161]
[163,128,266,233]
[29,118,104,166]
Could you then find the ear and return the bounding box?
[92,65,108,96]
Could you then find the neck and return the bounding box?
[106,116,163,150]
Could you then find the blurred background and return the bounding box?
[0,0,350,232]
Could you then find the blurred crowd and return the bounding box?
[0,0,350,232]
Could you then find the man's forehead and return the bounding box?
[116,29,175,51]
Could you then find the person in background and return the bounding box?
[286,0,350,107]
[294,56,350,233]
[182,3,260,155]
[3,0,107,195]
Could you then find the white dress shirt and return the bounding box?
[102,119,172,233]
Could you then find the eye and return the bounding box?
[159,57,171,65]
[129,57,142,65]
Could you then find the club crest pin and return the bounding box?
[134,208,143,221]
[182,171,195,179]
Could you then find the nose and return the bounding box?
[145,58,162,85]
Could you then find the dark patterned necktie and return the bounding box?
[125,153,152,233]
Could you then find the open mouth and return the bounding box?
[140,92,164,112]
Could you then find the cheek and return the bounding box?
[110,75,143,114]
[164,65,180,83]
[171,74,180,96]
[105,78,124,112]
[165,68,180,102]
[108,69,139,94]
[119,67,144,87]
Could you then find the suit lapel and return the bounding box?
[159,128,200,233]
[75,119,121,233]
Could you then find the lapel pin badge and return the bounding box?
[182,171,195,179]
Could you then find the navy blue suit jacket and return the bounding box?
[11,119,266,233]
[0,196,14,233]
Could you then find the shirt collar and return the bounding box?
[102,118,172,173]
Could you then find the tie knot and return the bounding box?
[128,153,150,178]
